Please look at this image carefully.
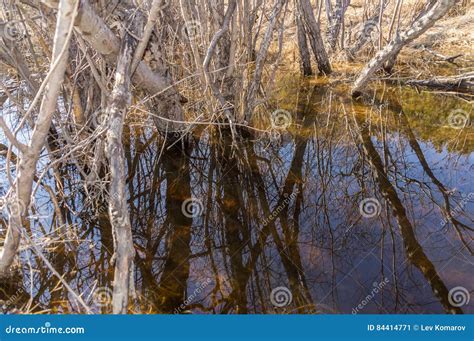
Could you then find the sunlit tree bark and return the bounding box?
[104,31,136,315]
[352,0,457,96]
[299,0,332,75]
[0,0,77,276]
[41,0,185,132]
[296,1,313,76]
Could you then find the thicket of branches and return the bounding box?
[0,0,471,313]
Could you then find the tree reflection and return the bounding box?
[1,84,472,315]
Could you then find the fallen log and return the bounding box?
[399,72,474,94]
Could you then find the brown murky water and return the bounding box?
[1,80,473,314]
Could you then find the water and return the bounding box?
[0,81,473,314]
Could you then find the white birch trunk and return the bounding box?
[0,0,77,275]
[352,0,457,95]
[104,33,136,314]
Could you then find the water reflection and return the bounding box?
[1,83,473,314]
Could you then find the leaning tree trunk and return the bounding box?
[0,0,77,276]
[41,0,185,133]
[383,0,439,73]
[351,0,457,96]
[299,0,332,75]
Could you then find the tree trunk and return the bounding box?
[352,0,457,96]
[245,0,287,120]
[203,0,238,123]
[300,0,332,75]
[0,0,77,276]
[296,1,313,76]
[104,32,136,314]
[403,73,474,93]
[327,0,350,51]
[42,0,186,133]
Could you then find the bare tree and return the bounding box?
[0,0,470,316]
[327,0,351,50]
[296,1,313,76]
[104,30,136,314]
[351,0,458,95]
[0,0,78,276]
[299,0,332,75]
[41,0,186,133]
